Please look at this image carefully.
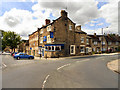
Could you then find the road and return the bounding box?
[2,54,119,88]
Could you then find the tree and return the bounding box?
[2,31,21,52]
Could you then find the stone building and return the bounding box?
[29,31,39,56]
[29,10,120,57]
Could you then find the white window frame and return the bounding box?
[81,37,84,43]
[47,25,51,31]
[40,37,43,43]
[86,39,89,45]
[101,41,105,45]
[94,41,97,45]
[70,45,75,55]
[116,42,119,45]
[69,25,72,30]
[40,29,43,34]
[47,35,51,43]
[108,42,112,45]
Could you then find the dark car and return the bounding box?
[14,53,34,60]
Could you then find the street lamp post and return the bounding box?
[102,28,103,53]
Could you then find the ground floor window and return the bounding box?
[86,48,89,53]
[97,48,100,52]
[45,46,61,51]
[70,45,75,54]
[93,48,95,52]
[80,47,85,53]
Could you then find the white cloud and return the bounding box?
[99,0,119,34]
[0,8,46,39]
[32,0,99,25]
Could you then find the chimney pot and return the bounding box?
[94,33,96,36]
[45,19,50,25]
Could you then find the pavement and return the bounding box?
[2,53,119,88]
[107,59,120,74]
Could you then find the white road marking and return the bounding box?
[42,75,50,89]
[57,63,71,70]
[2,62,7,68]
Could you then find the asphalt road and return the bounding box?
[2,54,119,88]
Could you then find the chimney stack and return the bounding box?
[76,25,81,31]
[94,33,96,36]
[61,10,68,18]
[45,19,51,25]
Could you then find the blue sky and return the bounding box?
[0,0,110,32]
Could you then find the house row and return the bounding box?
[27,10,120,58]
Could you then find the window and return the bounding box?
[45,46,48,50]
[94,41,97,45]
[55,46,61,50]
[47,25,51,31]
[108,42,112,45]
[93,48,95,52]
[81,37,84,43]
[69,25,72,30]
[70,45,75,54]
[97,48,99,52]
[50,32,54,38]
[47,35,51,43]
[80,47,85,53]
[48,46,51,50]
[101,48,106,51]
[86,39,89,45]
[33,42,35,46]
[116,42,119,45]
[40,37,43,43]
[40,29,43,34]
[101,41,105,45]
[99,37,101,41]
[52,46,54,50]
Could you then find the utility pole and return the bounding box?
[102,28,103,53]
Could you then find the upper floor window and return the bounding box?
[47,25,51,31]
[69,25,72,30]
[40,29,43,34]
[86,39,89,45]
[116,42,119,45]
[101,41,105,45]
[108,42,112,45]
[99,37,101,41]
[40,37,43,43]
[94,41,97,45]
[47,35,51,43]
[81,37,84,43]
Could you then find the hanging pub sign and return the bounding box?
[43,36,47,42]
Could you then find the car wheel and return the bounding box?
[17,57,20,60]
[29,57,32,59]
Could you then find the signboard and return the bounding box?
[43,36,47,42]
[30,47,32,50]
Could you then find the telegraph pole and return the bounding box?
[102,28,103,53]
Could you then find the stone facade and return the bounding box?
[28,10,120,57]
[29,31,39,56]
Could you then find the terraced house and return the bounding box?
[29,10,120,57]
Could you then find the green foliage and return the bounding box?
[2,31,21,51]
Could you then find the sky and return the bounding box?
[0,0,119,40]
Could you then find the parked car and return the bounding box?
[14,53,34,60]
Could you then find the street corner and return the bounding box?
[107,59,120,74]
